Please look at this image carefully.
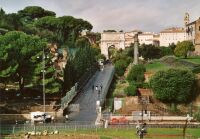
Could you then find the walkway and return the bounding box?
[69,64,115,122]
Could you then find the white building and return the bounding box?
[159,27,187,47]
[100,30,160,58]
[100,30,140,58]
[138,32,159,46]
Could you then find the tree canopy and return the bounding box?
[0,31,47,90]
[0,6,98,95]
[150,69,195,104]
[127,64,146,83]
[174,41,194,58]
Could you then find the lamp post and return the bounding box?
[37,48,49,114]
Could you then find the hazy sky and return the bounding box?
[1,0,200,33]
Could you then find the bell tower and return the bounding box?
[184,12,190,27]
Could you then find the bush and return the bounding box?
[115,59,128,76]
[150,69,195,104]
[127,64,146,82]
[160,47,173,56]
[192,66,200,73]
[174,41,194,58]
[194,111,200,122]
[139,44,162,60]
[124,83,137,96]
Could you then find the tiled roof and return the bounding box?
[138,88,153,96]
[160,27,185,33]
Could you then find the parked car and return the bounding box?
[30,111,52,123]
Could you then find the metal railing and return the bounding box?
[1,122,200,135]
[61,65,97,110]
[99,66,115,106]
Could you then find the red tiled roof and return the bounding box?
[160,27,185,33]
[138,88,153,96]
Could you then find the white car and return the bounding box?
[30,111,52,123]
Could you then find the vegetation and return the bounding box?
[182,57,200,65]
[110,48,133,77]
[139,44,162,60]
[0,6,100,95]
[160,46,174,56]
[124,83,137,96]
[174,41,194,58]
[150,69,195,109]
[145,61,170,72]
[127,64,146,83]
[2,128,200,139]
[194,109,200,122]
[136,44,174,60]
[0,31,48,91]
[114,59,129,76]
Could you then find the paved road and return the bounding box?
[68,64,114,122]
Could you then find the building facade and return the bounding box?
[138,32,159,46]
[159,27,187,47]
[186,18,200,55]
[100,31,139,59]
[100,31,158,58]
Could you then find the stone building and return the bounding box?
[100,30,158,59]
[138,32,159,46]
[186,18,200,55]
[159,27,187,47]
[100,31,138,59]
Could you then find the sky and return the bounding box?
[0,0,200,33]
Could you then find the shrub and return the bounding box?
[160,46,173,56]
[174,41,194,58]
[194,111,200,122]
[192,66,200,73]
[127,64,146,83]
[115,59,128,76]
[150,69,195,105]
[124,83,137,96]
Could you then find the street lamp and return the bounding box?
[37,48,49,114]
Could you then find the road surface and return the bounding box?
[68,64,114,122]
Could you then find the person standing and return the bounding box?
[92,85,94,92]
[100,84,103,91]
[95,85,98,91]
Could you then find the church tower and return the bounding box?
[184,12,190,27]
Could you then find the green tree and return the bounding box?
[18,6,55,23]
[150,69,195,109]
[35,16,92,46]
[138,44,161,60]
[33,54,62,94]
[0,31,46,91]
[174,41,194,58]
[63,37,98,87]
[63,57,75,92]
[114,59,129,76]
[127,64,146,83]
[159,46,173,56]
[124,83,137,96]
